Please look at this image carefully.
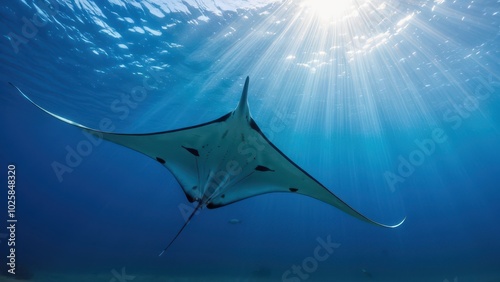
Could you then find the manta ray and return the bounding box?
[10,77,404,255]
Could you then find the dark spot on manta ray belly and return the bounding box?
[185,193,195,203]
[156,157,166,164]
[221,194,225,198]
[289,188,299,192]
[255,165,274,172]
[182,146,200,156]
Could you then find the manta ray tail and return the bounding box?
[158,202,203,256]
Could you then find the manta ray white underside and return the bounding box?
[11,77,404,255]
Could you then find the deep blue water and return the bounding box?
[1,0,500,281]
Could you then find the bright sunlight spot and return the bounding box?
[302,0,357,20]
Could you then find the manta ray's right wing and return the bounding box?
[206,118,406,228]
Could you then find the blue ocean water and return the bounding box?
[1,0,499,281]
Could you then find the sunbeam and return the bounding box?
[185,0,498,138]
[301,0,359,20]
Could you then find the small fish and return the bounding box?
[228,218,242,224]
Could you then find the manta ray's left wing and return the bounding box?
[9,82,230,203]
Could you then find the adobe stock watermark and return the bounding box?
[109,267,135,282]
[177,108,296,221]
[385,74,499,192]
[51,68,169,182]
[443,277,458,282]
[6,0,60,54]
[282,235,340,282]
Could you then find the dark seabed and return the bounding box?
[1,0,500,281]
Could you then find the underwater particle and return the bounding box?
[362,268,373,278]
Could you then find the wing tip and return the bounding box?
[8,83,99,131]
[379,216,406,228]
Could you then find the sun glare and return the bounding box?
[302,0,357,20]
